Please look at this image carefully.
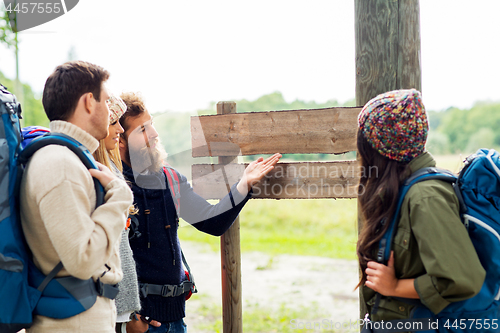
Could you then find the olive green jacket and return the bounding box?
[363,152,486,321]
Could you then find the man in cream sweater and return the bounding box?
[20,61,133,333]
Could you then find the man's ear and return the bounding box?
[118,135,130,165]
[83,92,95,114]
[119,135,127,149]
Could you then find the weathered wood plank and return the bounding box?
[191,107,361,157]
[192,161,362,199]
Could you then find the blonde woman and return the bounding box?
[94,95,160,333]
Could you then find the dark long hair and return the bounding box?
[356,131,409,288]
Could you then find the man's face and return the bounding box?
[92,83,110,140]
[125,111,158,152]
[123,111,167,174]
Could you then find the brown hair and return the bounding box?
[42,61,109,121]
[356,131,409,288]
[119,92,147,135]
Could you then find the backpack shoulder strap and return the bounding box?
[18,132,105,207]
[378,167,457,264]
[163,165,181,219]
[371,167,457,315]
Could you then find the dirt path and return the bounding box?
[182,241,361,329]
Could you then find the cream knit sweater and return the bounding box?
[20,121,134,333]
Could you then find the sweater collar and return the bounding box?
[49,121,100,154]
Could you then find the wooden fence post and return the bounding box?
[355,0,422,323]
[218,101,242,333]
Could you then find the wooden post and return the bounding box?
[218,101,242,333]
[355,0,421,102]
[354,0,422,322]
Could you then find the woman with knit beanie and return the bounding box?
[356,89,485,325]
[94,95,160,333]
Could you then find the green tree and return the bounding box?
[426,131,450,155]
[435,102,500,153]
[465,127,497,154]
[0,7,15,48]
[197,91,341,115]
[1,8,47,127]
[427,110,447,130]
[0,71,48,127]
[403,97,500,155]
[438,107,469,153]
[237,91,340,113]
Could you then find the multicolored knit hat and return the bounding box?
[358,89,428,163]
[106,94,127,123]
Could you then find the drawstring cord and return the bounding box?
[139,188,151,249]
[161,186,177,266]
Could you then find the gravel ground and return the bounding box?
[182,241,361,331]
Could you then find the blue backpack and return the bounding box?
[0,85,118,332]
[364,150,500,333]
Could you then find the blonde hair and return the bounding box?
[93,139,137,215]
[93,140,112,170]
[93,140,123,173]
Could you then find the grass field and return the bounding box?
[179,198,359,259]
[192,299,340,333]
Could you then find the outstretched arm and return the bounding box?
[236,153,282,195]
[178,153,282,236]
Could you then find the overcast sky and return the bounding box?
[0,0,499,113]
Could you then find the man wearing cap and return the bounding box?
[20,61,133,333]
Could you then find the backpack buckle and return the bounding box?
[95,278,104,296]
[161,284,175,297]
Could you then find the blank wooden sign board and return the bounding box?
[191,106,362,200]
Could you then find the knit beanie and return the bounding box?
[107,94,127,123]
[357,89,428,163]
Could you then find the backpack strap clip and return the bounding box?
[160,284,175,297]
[139,281,194,298]
[95,278,119,299]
